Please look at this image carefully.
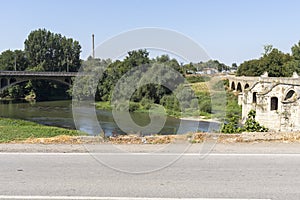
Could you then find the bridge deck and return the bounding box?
[0,71,78,77]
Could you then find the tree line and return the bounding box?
[76,50,204,117]
[237,43,300,77]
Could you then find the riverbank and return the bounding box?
[1,116,299,145]
[95,101,212,119]
[180,116,220,123]
[0,117,86,143]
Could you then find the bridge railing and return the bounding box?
[0,71,78,77]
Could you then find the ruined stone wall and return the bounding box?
[242,80,300,131]
[227,73,300,132]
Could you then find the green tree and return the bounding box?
[0,50,29,71]
[237,47,293,77]
[262,44,273,56]
[259,48,292,77]
[291,41,300,60]
[231,63,238,70]
[24,28,81,72]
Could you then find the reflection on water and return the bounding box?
[0,100,219,136]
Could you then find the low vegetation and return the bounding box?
[0,117,85,143]
[221,109,268,134]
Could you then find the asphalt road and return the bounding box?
[0,144,300,200]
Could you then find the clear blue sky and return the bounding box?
[1,0,300,65]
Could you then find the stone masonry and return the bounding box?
[227,72,300,132]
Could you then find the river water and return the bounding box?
[0,100,220,136]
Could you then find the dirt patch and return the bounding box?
[108,134,176,144]
[10,135,84,144]
[8,132,300,144]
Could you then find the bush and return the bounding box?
[221,116,242,134]
[140,98,154,110]
[199,98,212,113]
[243,110,268,132]
[221,110,268,134]
[129,102,141,112]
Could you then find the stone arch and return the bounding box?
[271,97,278,111]
[237,82,242,92]
[244,83,250,90]
[231,81,236,90]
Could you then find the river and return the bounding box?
[0,100,220,136]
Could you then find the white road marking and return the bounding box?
[0,152,299,156]
[0,196,272,200]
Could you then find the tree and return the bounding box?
[262,44,273,56]
[124,49,150,68]
[237,46,293,77]
[291,41,300,60]
[259,48,292,77]
[231,63,238,70]
[0,50,28,71]
[237,59,260,76]
[24,28,81,72]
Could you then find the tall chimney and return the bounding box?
[92,34,95,59]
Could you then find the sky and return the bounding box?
[1,0,300,65]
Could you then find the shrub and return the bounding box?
[221,109,268,134]
[243,110,268,132]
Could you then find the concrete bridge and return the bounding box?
[0,71,78,92]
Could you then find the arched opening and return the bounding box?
[9,78,16,84]
[0,79,72,100]
[284,90,296,101]
[244,83,250,90]
[65,78,70,84]
[252,92,257,103]
[271,97,278,111]
[64,78,73,85]
[1,78,8,88]
[237,82,242,92]
[231,82,236,90]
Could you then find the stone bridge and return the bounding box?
[227,75,259,92]
[226,72,300,132]
[0,71,78,92]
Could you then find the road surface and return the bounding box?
[0,143,299,200]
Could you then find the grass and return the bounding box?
[95,101,112,110]
[0,117,86,143]
[189,82,209,94]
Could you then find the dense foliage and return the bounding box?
[237,43,300,77]
[0,29,82,100]
[24,29,81,72]
[221,109,268,133]
[78,50,204,117]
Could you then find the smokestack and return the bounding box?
[92,34,95,59]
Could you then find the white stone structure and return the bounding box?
[227,73,300,131]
